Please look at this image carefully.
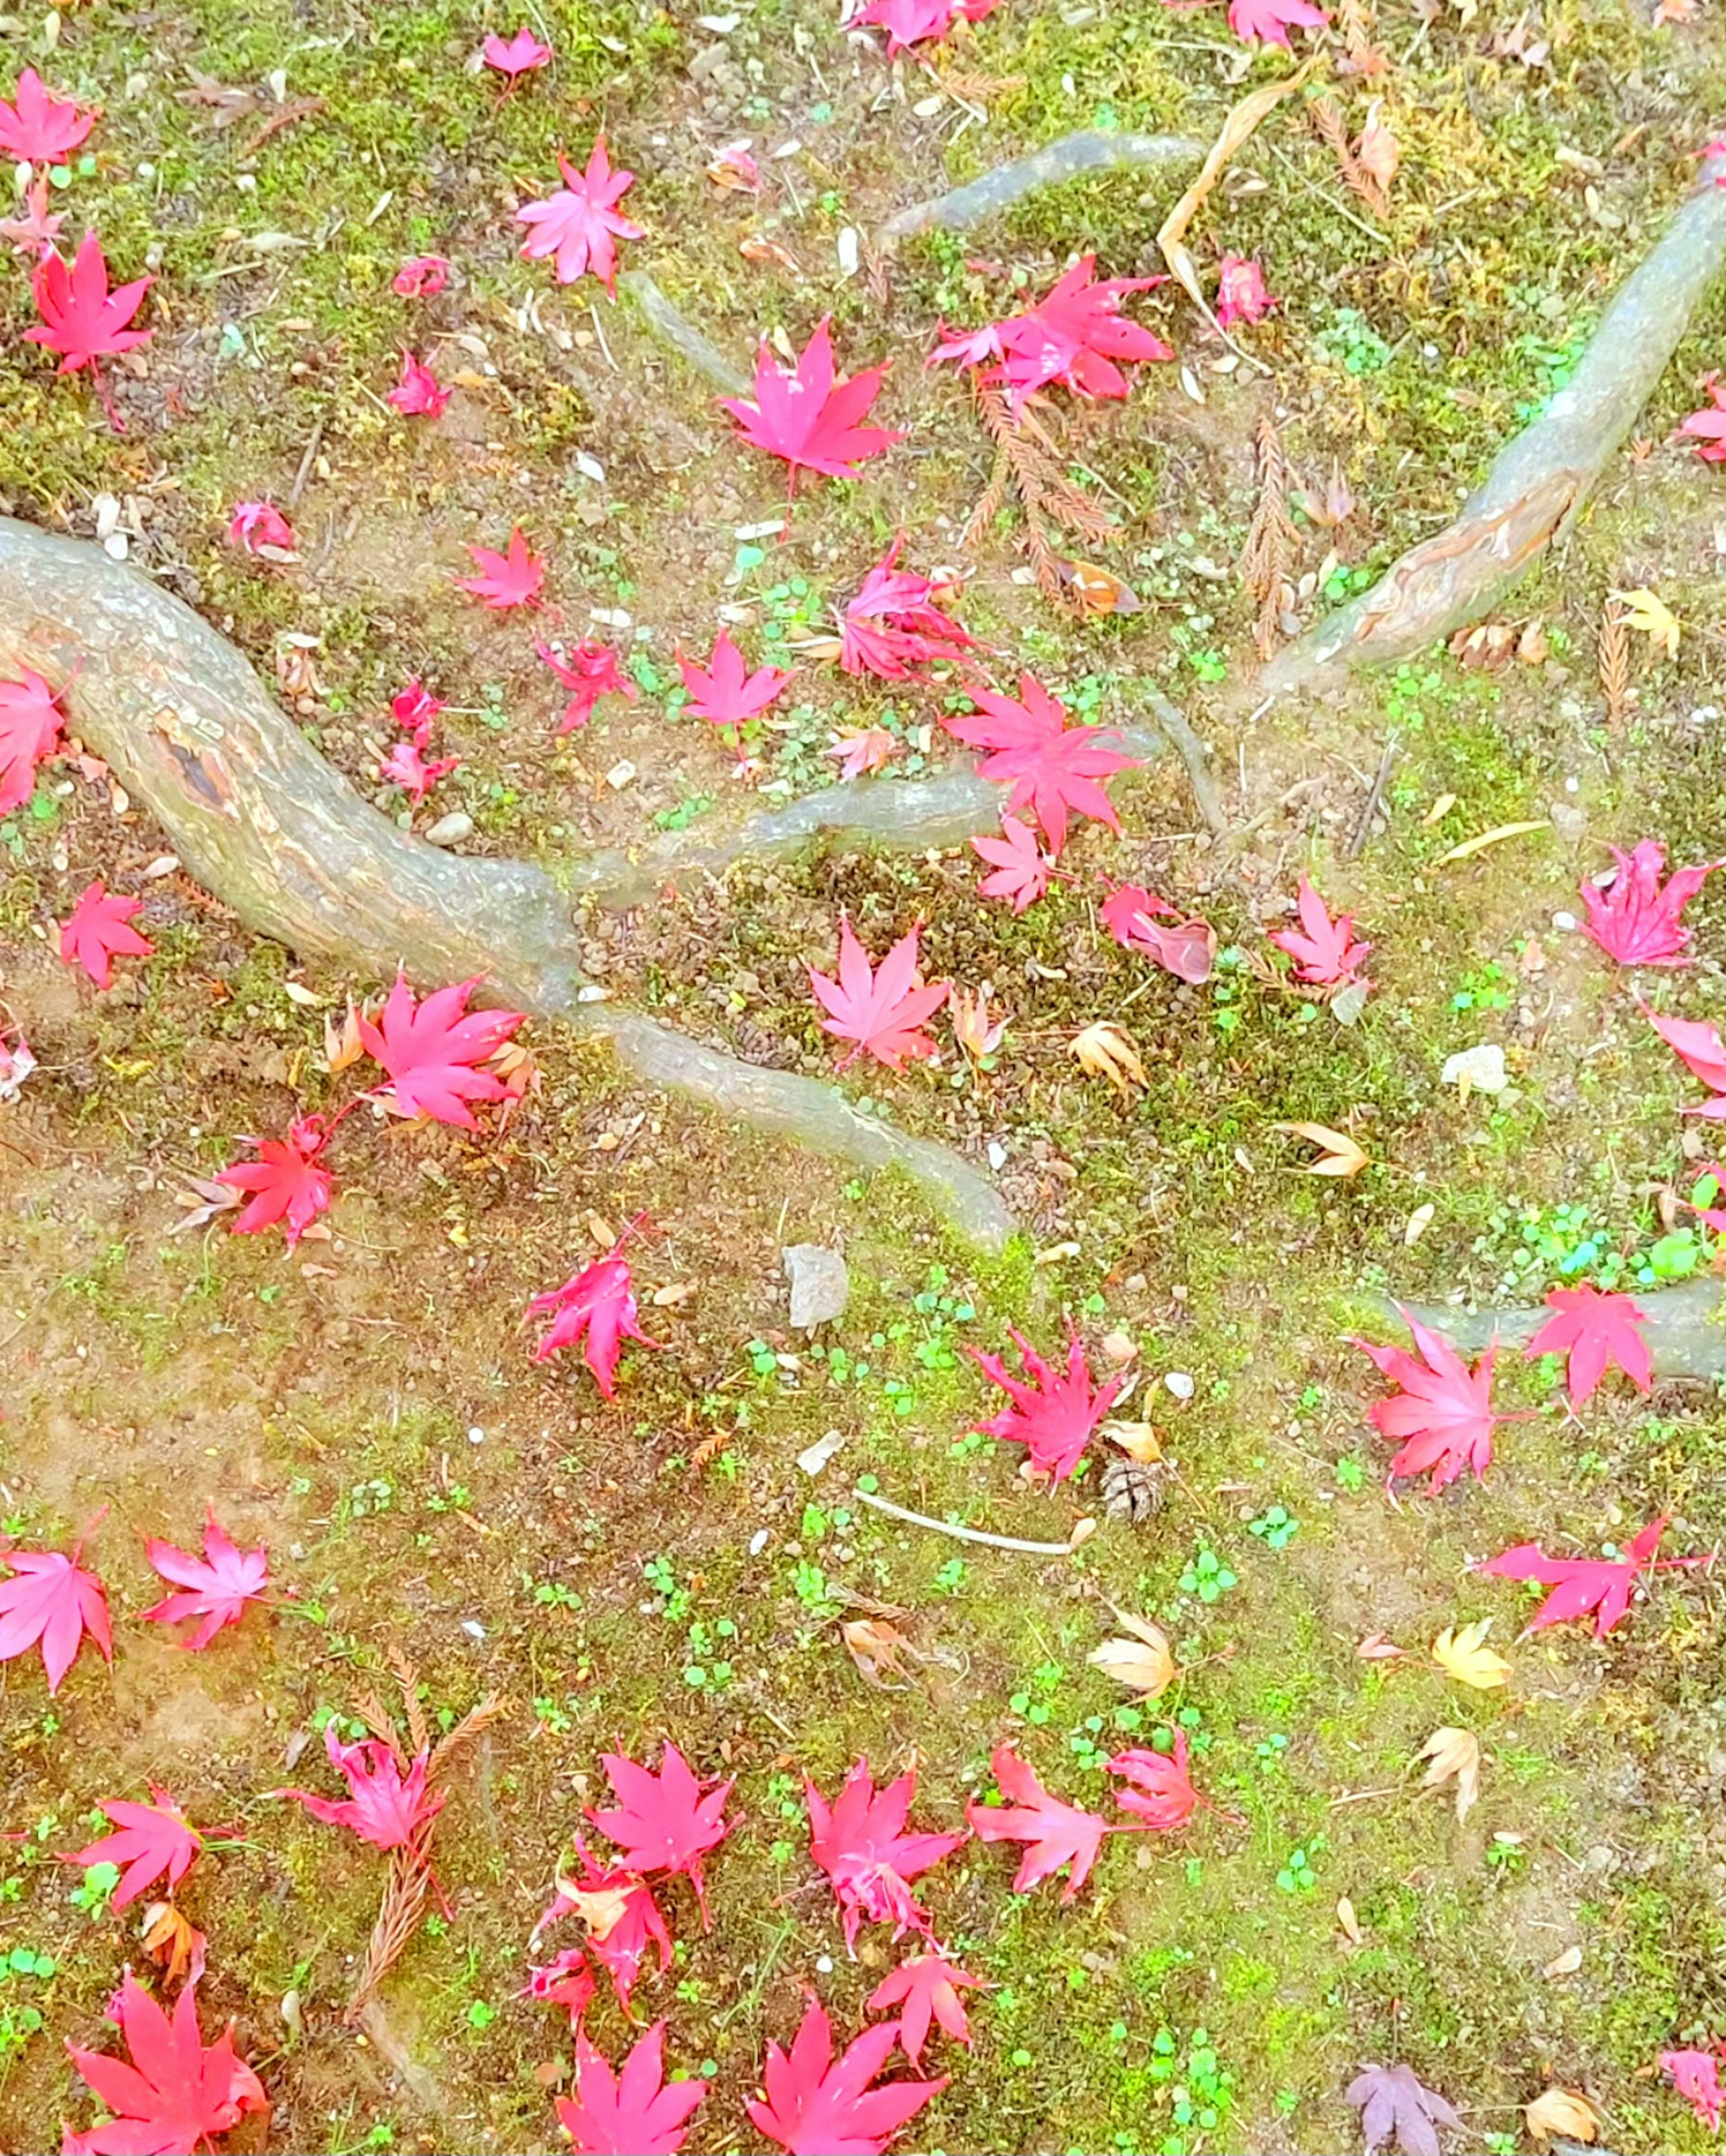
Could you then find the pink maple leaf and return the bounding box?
[0,1533,111,1693]
[866,1954,985,2068]
[1660,2046,1726,2131]
[516,135,642,293]
[1227,0,1328,44]
[677,629,791,751]
[721,316,904,484]
[140,1508,270,1649]
[1107,1731,1239,1831]
[971,815,1052,915]
[943,674,1136,856]
[0,666,65,814]
[380,739,459,803]
[930,257,1171,416]
[1681,374,1726,463]
[62,1973,268,2156]
[24,231,151,432]
[853,0,997,53]
[806,1760,967,1955]
[1268,876,1371,987]
[532,1837,673,2012]
[59,880,152,990]
[809,916,949,1071]
[227,501,296,556]
[519,1947,597,2027]
[0,67,96,164]
[218,1114,334,1247]
[556,2023,708,2156]
[1525,1283,1652,1406]
[965,1745,1111,1902]
[1579,839,1717,966]
[387,349,448,418]
[828,726,898,781]
[839,540,982,680]
[393,254,449,298]
[391,678,446,742]
[746,1997,948,2156]
[457,527,545,608]
[967,1321,1123,1483]
[1216,253,1276,328]
[355,971,524,1128]
[528,1250,661,1397]
[1101,883,1216,985]
[537,637,637,733]
[587,1742,734,1928]
[270,1723,445,1855]
[67,1786,202,1910]
[1348,1307,1514,1494]
[484,27,554,78]
[1480,1516,1704,1637]
[1644,1005,1726,1116]
[0,176,65,257]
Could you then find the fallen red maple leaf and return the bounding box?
[218,1114,334,1248]
[537,637,637,733]
[971,815,1052,914]
[853,0,1000,53]
[1107,1731,1238,1831]
[1101,883,1216,984]
[0,1533,111,1693]
[943,674,1136,855]
[392,253,448,298]
[532,1837,672,2011]
[1644,1004,1726,1114]
[1660,2046,1726,2131]
[516,136,642,293]
[1227,0,1328,43]
[867,1953,985,2068]
[0,67,97,164]
[1216,253,1277,328]
[827,725,898,781]
[141,1506,271,1649]
[1479,1515,1703,1636]
[519,1946,597,2026]
[456,527,545,608]
[1681,374,1726,464]
[1348,1307,1512,1494]
[227,501,296,556]
[62,1973,268,2156]
[807,1760,967,1955]
[68,1787,202,1910]
[677,629,791,748]
[556,2023,708,2156]
[931,256,1170,415]
[25,231,151,432]
[527,1250,661,1396]
[1268,876,1371,987]
[721,316,904,483]
[1346,2062,1460,2156]
[356,971,524,1128]
[380,738,460,802]
[0,666,65,815]
[387,348,448,418]
[966,1745,1111,1902]
[587,1742,734,1928]
[810,917,949,1071]
[1525,1283,1652,1406]
[968,1321,1123,1483]
[839,541,981,680]
[483,26,554,77]
[270,1723,446,1854]
[1579,839,1717,966]
[746,1996,948,2156]
[391,679,446,742]
[59,879,153,990]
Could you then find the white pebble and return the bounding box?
[1164,1371,1195,1400]
[461,1619,486,1641]
[1552,910,1577,932]
[467,1425,485,1444]
[749,1529,770,1556]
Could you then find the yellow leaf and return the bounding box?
[1524,2088,1600,2147]
[1437,819,1551,865]
[1069,1021,1147,1099]
[1415,1725,1481,1821]
[1102,1419,1163,1463]
[1336,1895,1363,1944]
[1432,1617,1510,1689]
[1271,1120,1370,1177]
[1611,585,1680,659]
[1422,792,1457,826]
[1089,1611,1177,1698]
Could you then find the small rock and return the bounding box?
[987,1139,1007,1170]
[424,811,474,847]
[605,760,636,791]
[796,1429,846,1477]
[1101,1330,1137,1365]
[1441,1042,1508,1097]
[1548,800,1588,845]
[749,1528,770,1556]
[1552,909,1578,932]
[461,1619,486,1641]
[1164,1370,1195,1400]
[783,1244,849,1329]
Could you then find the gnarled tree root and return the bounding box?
[881,129,1204,241]
[0,517,1015,1249]
[1265,147,1726,690]
[1385,1281,1726,1383]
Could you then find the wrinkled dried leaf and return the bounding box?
[1404,1202,1436,1247]
[1415,1725,1481,1821]
[841,1616,919,1687]
[1089,1610,1177,1697]
[168,1175,244,1234]
[1432,1617,1511,1690]
[322,999,365,1072]
[1353,98,1400,191]
[140,1900,204,1986]
[1271,1120,1369,1177]
[1542,1943,1583,1978]
[1069,1021,1147,1099]
[1102,1419,1163,1463]
[1356,1631,1408,1659]
[1524,2086,1600,2145]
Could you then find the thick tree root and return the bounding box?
[880,129,1204,241]
[618,269,752,398]
[1265,146,1726,689]
[1388,1281,1726,1383]
[0,518,1015,1248]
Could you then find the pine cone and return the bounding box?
[1102,1454,1169,1525]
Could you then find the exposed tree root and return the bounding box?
[1385,1281,1726,1383]
[879,128,1203,242]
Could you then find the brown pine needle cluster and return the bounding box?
[1336,0,1389,74]
[1597,606,1632,730]
[1240,418,1295,659]
[1310,97,1390,221]
[963,381,1118,609]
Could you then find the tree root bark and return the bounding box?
[1265,146,1726,691]
[0,517,1017,1248]
[880,129,1205,242]
[1386,1281,1726,1383]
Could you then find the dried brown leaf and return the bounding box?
[1088,1611,1177,1697]
[841,1617,919,1687]
[1524,2087,1600,2145]
[1271,1120,1370,1177]
[1415,1725,1481,1821]
[1069,1021,1148,1099]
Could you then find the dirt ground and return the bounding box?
[4,0,1726,2152]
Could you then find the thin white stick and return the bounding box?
[852,1487,1075,1555]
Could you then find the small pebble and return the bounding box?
[1164,1370,1195,1400]
[468,1425,485,1445]
[749,1528,770,1556]
[461,1619,486,1641]
[815,1955,834,1974]
[424,811,474,847]
[1552,910,1577,931]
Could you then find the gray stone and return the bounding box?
[783,1243,849,1330]
[423,811,474,847]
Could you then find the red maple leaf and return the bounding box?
[536,637,637,733]
[380,739,460,802]
[967,1322,1123,1483]
[68,1787,202,1911]
[556,2023,708,2156]
[140,1506,271,1649]
[483,27,554,77]
[1661,2048,1726,2131]
[218,1114,334,1248]
[270,1723,446,1854]
[810,917,949,1071]
[1107,1731,1238,1831]
[677,629,791,746]
[965,1744,1111,1902]
[387,349,448,418]
[227,501,296,556]
[391,679,446,742]
[527,1250,661,1396]
[62,1973,268,2156]
[931,256,1170,415]
[1227,0,1328,43]
[1479,1516,1704,1637]
[1580,839,1717,966]
[519,1947,597,2026]
[25,231,151,431]
[456,528,545,608]
[392,253,448,298]
[746,1997,948,2156]
[0,666,65,814]
[0,67,96,163]
[1268,876,1371,987]
[806,1760,967,1955]
[1347,2063,1462,2156]
[59,880,153,989]
[1101,884,1216,984]
[866,1954,985,2068]
[587,1742,734,1927]
[1681,374,1726,463]
[1525,1283,1652,1406]
[356,971,524,1128]
[839,541,982,680]
[0,175,64,257]
[1216,253,1276,328]
[1645,1005,1726,1115]
[516,136,642,293]
[721,316,904,484]
[828,726,897,780]
[853,0,996,53]
[532,1838,672,2011]
[971,816,1052,914]
[943,675,1136,855]
[1348,1307,1512,1493]
[0,1533,111,1693]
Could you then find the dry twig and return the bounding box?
[1240,418,1295,659]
